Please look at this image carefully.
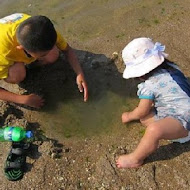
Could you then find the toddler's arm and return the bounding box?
[122,99,153,123]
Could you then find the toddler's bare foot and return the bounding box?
[116,154,143,168]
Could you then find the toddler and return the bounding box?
[116,37,190,168]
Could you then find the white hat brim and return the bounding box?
[123,55,164,79]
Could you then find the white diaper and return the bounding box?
[171,132,190,144]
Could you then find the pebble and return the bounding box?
[111,52,119,60]
[57,177,64,181]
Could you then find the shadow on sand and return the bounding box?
[19,49,137,111]
[145,141,190,164]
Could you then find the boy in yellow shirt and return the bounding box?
[0,13,88,108]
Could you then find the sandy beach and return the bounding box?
[1,0,190,189]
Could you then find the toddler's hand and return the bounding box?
[122,112,131,124]
[22,94,44,108]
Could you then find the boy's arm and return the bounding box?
[0,88,44,108]
[63,44,88,102]
[122,99,153,123]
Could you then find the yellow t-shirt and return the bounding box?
[0,13,68,79]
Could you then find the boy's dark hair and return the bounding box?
[16,15,57,52]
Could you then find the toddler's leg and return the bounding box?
[5,62,26,84]
[140,110,155,127]
[116,117,188,168]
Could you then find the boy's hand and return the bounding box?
[22,94,44,108]
[76,73,88,102]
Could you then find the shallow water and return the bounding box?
[40,91,129,138]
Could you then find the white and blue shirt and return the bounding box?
[137,64,190,130]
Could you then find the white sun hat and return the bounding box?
[122,37,168,79]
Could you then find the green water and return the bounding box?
[39,81,138,139]
[41,92,119,137]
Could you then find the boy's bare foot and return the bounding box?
[116,154,143,168]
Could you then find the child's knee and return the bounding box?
[6,63,26,84]
[146,123,162,139]
[15,71,26,83]
[5,72,26,84]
